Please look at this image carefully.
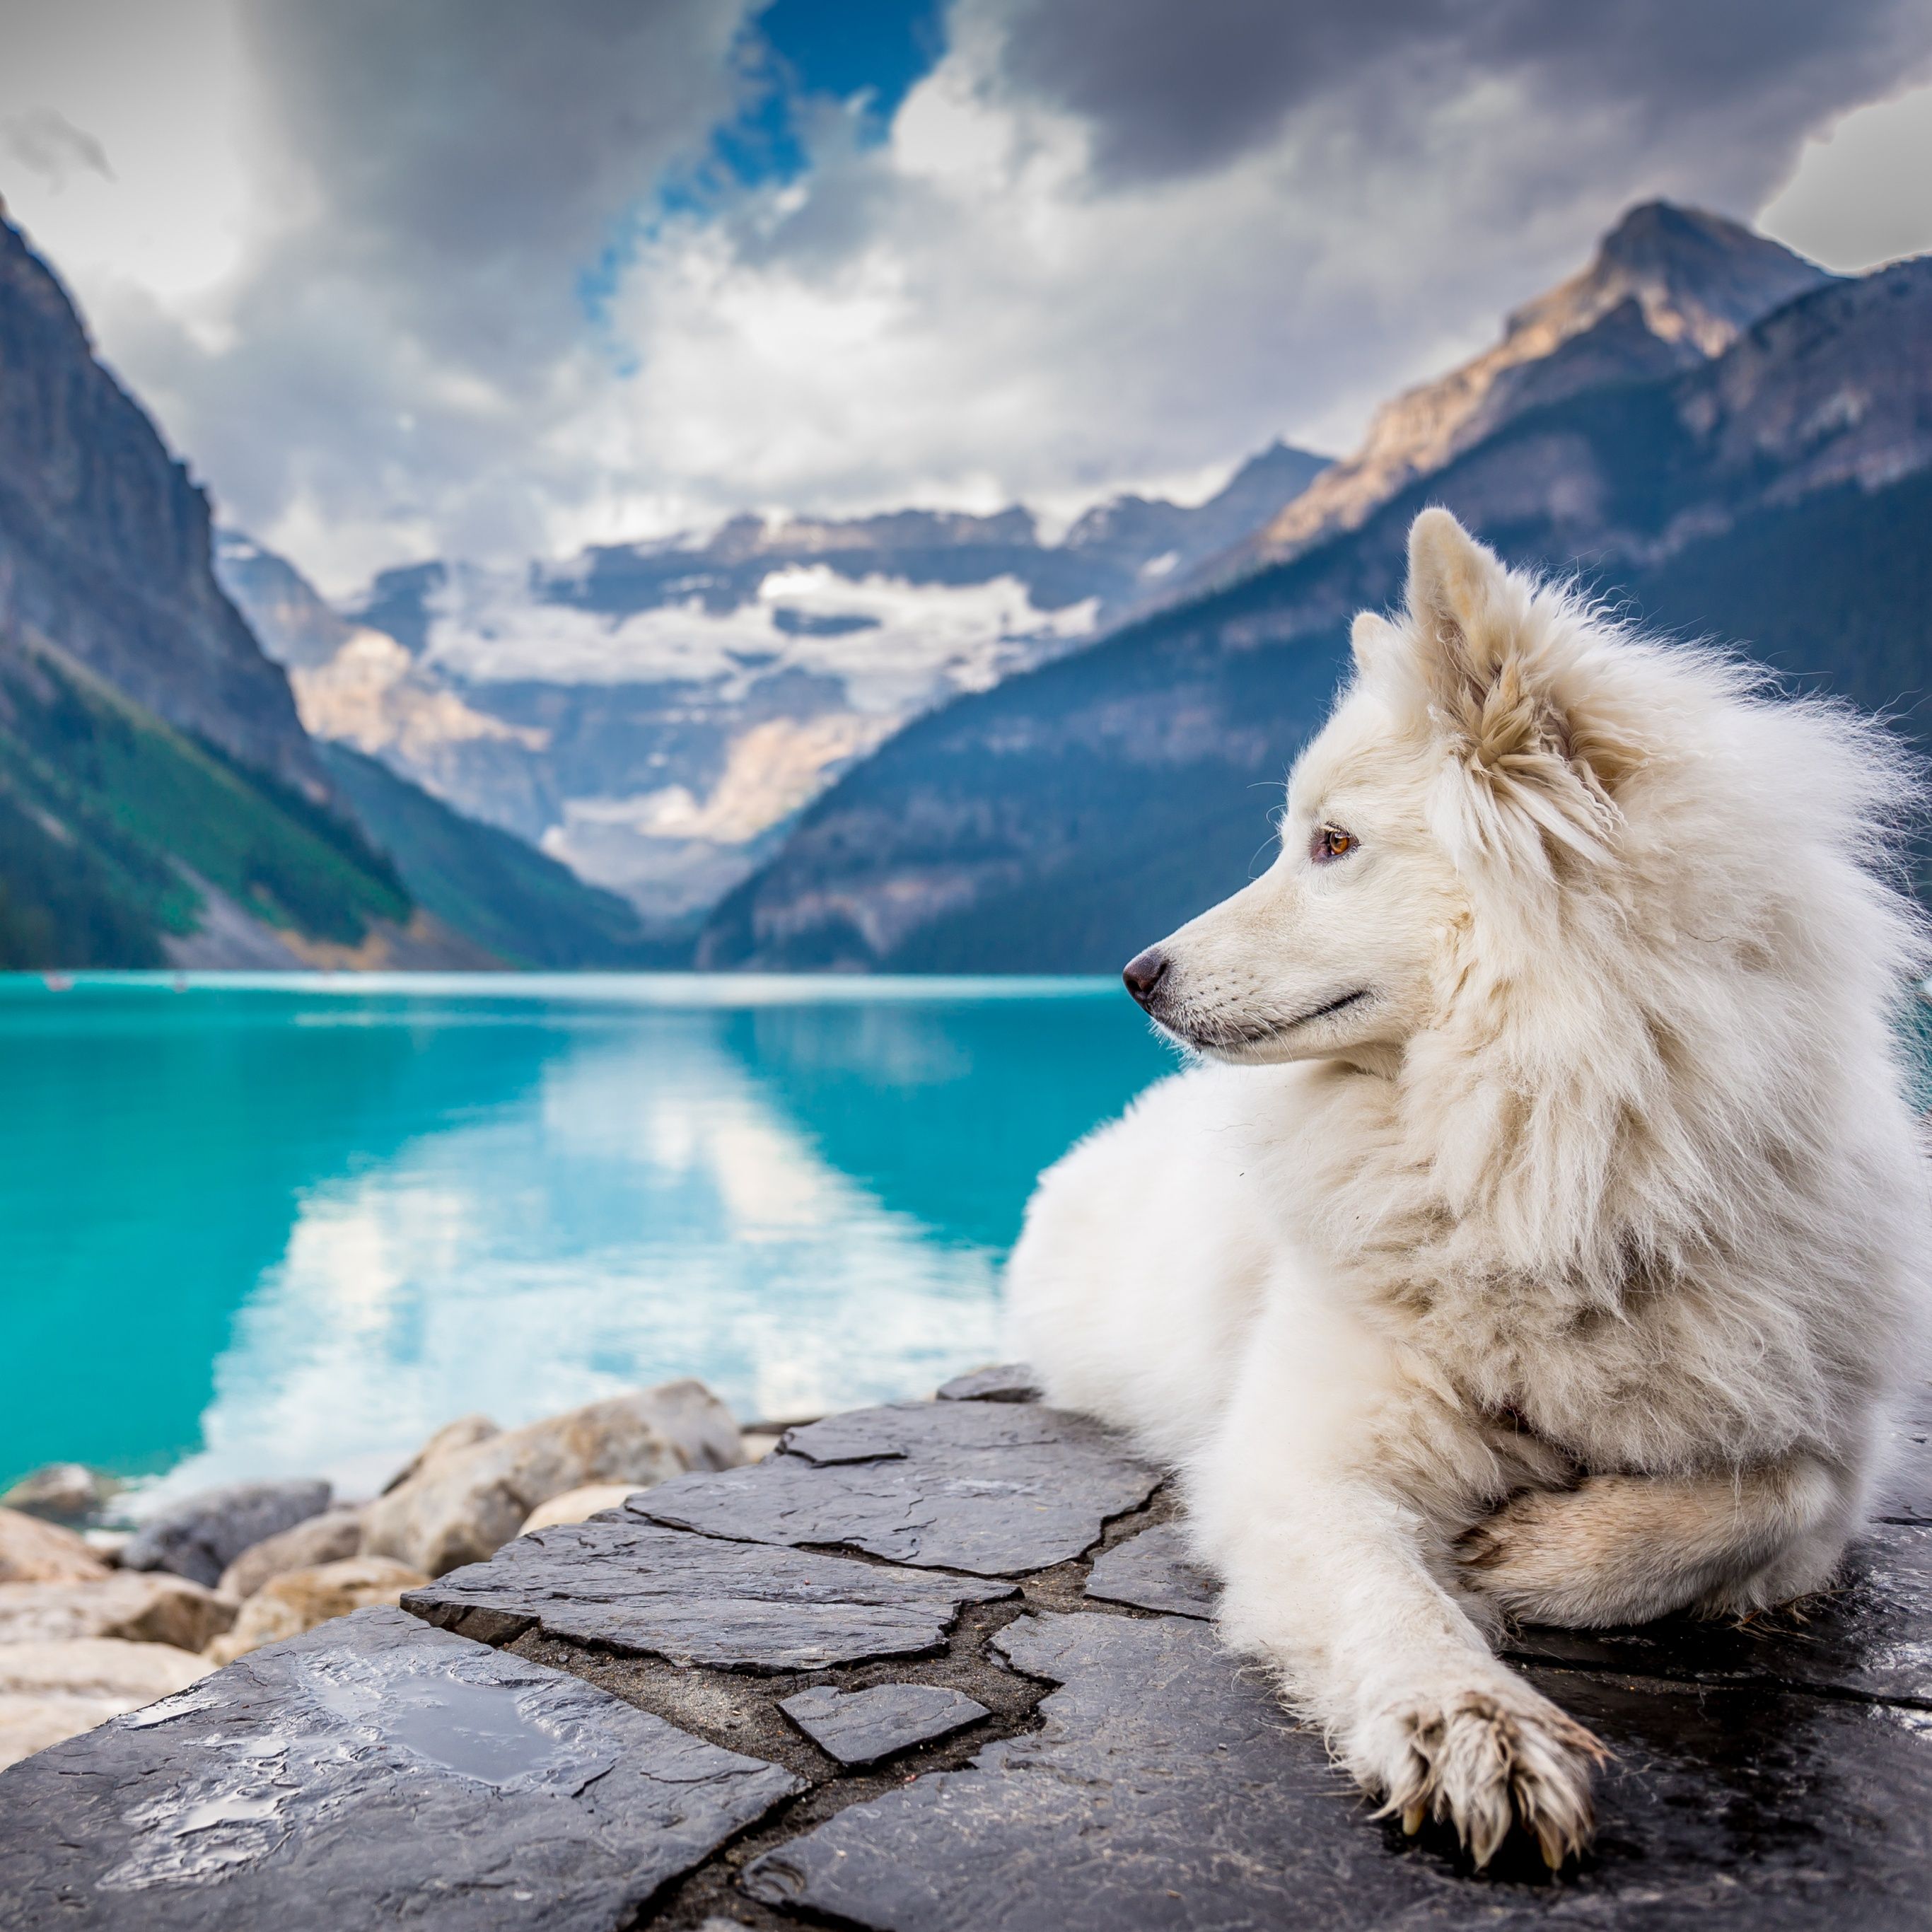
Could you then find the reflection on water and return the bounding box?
[0,975,1170,1499]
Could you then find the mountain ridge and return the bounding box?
[699,234,1932,972]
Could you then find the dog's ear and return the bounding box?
[1349,610,1402,683]
[1399,508,1630,856]
[1403,508,1513,730]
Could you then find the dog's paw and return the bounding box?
[1352,1676,1606,1870]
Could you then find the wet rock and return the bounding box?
[743,1610,1932,1931]
[380,1412,500,1493]
[1506,1519,1932,1705]
[1875,1395,1931,1523]
[0,1606,804,1930]
[936,1364,1041,1404]
[204,1557,428,1665]
[217,1506,365,1601]
[0,1573,235,1651]
[779,1683,990,1766]
[122,1481,332,1589]
[519,1484,639,1536]
[0,1464,112,1525]
[362,1382,743,1578]
[636,1400,1159,1577]
[406,1518,1013,1672]
[1083,1522,1217,1619]
[0,1641,211,1770]
[0,1508,110,1585]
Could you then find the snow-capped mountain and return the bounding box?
[219,443,1329,931]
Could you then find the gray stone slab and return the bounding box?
[0,1605,801,1931]
[1875,1395,1931,1523]
[936,1363,1041,1403]
[405,1517,1014,1672]
[1507,1520,1932,1706]
[1084,1522,1217,1619]
[779,1683,991,1766]
[742,1610,1932,1931]
[634,1399,1160,1577]
[121,1481,332,1588]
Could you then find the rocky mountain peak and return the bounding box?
[1515,199,1835,358]
[1226,202,1834,578]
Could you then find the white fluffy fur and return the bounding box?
[1006,508,1932,1869]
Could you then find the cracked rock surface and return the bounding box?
[778,1683,991,1765]
[3,1378,1928,1931]
[0,1607,800,1929]
[634,1398,1160,1576]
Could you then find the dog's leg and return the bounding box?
[1185,1291,1605,1870]
[1455,1456,1851,1627]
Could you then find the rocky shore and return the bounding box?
[0,1378,755,1772]
[0,1371,1926,1928]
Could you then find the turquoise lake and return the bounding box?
[0,974,1173,1504]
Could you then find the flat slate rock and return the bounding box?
[1083,1522,1217,1619]
[936,1363,1041,1403]
[0,1605,801,1931]
[1875,1397,1931,1523]
[742,1610,1932,1932]
[779,1683,990,1765]
[634,1400,1159,1577]
[405,1518,1013,1672]
[1508,1519,1932,1706]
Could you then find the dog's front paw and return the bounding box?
[1351,1675,1606,1869]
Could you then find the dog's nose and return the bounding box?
[1122,947,1169,1008]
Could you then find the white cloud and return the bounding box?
[1759,82,1932,272]
[4,0,1930,595]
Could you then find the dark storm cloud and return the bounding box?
[993,0,1932,187]
[243,0,757,375]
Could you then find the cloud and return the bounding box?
[990,0,1932,193]
[6,0,1932,593]
[0,105,114,187]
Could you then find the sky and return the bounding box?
[2,0,1931,595]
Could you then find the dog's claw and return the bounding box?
[1402,1802,1426,1836]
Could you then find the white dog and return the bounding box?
[1007,508,1931,1868]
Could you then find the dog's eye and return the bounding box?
[1311,825,1357,863]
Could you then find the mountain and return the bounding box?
[222,442,1329,936]
[0,210,326,799]
[0,206,482,969]
[699,219,1932,972]
[1197,203,1837,588]
[314,743,663,969]
[0,208,648,971]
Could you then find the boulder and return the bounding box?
[518,1484,638,1535]
[380,1414,499,1494]
[218,1506,364,1600]
[361,1381,742,1578]
[0,1637,212,1703]
[121,1479,331,1588]
[0,1464,112,1525]
[203,1557,428,1665]
[0,1696,127,1771]
[0,1573,235,1651]
[0,1508,109,1584]
[0,1640,210,1772]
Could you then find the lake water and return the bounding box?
[0,974,1173,1506]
